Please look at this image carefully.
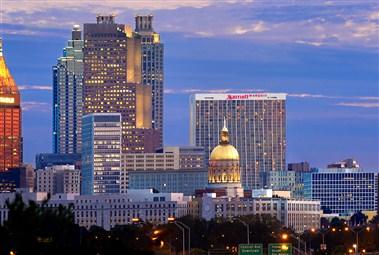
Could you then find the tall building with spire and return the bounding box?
[83,15,159,153]
[135,15,164,147]
[53,25,83,154]
[0,38,22,171]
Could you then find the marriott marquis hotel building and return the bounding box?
[190,93,286,189]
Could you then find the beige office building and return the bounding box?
[36,165,80,195]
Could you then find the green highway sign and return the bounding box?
[268,243,293,255]
[239,243,263,255]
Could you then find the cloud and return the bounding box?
[1,0,378,49]
[1,0,216,13]
[232,21,268,35]
[288,93,379,101]
[336,102,379,108]
[295,40,324,47]
[19,85,52,91]
[164,88,265,94]
[22,101,50,112]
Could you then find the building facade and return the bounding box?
[121,146,205,193]
[0,165,34,192]
[200,195,321,233]
[0,190,190,231]
[74,190,189,230]
[0,38,22,171]
[190,93,286,189]
[304,168,378,216]
[327,158,360,169]
[36,165,80,194]
[53,25,84,154]
[288,162,310,172]
[261,170,306,198]
[83,15,159,154]
[35,153,81,170]
[81,113,122,195]
[128,169,207,196]
[135,15,164,147]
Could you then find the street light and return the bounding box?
[168,217,191,255]
[281,232,307,255]
[281,233,288,241]
[344,225,371,255]
[234,217,250,244]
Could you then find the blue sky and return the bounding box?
[1,0,378,169]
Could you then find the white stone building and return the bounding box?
[0,189,190,231]
[200,194,321,233]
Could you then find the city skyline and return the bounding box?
[0,1,378,168]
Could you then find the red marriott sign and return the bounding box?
[226,94,267,100]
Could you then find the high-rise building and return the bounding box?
[53,25,84,153]
[135,15,164,147]
[0,38,22,171]
[190,93,286,189]
[83,15,159,153]
[81,113,122,195]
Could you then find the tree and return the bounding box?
[350,211,368,226]
[3,193,80,254]
[369,213,379,225]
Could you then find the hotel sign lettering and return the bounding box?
[226,94,267,100]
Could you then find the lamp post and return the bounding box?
[234,217,249,244]
[177,221,191,255]
[281,232,307,255]
[344,225,371,255]
[168,217,190,255]
[318,227,333,252]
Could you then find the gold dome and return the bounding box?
[0,39,19,95]
[210,144,239,161]
[209,118,239,161]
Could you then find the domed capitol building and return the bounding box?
[207,119,244,197]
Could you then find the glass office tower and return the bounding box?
[81,113,122,194]
[135,15,164,147]
[53,25,84,153]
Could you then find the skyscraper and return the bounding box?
[135,15,164,147]
[83,15,159,153]
[53,25,84,153]
[190,93,286,189]
[81,113,122,194]
[0,38,22,171]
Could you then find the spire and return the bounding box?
[220,117,229,144]
[0,39,19,95]
[0,38,3,57]
[222,116,228,132]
